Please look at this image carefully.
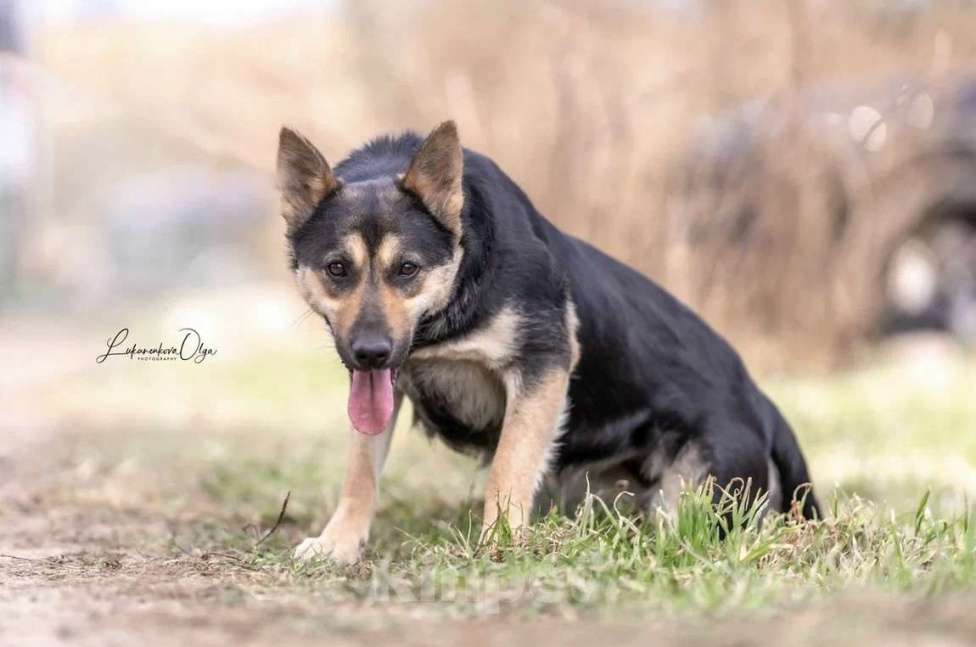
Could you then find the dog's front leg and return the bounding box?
[483,368,570,538]
[294,392,402,564]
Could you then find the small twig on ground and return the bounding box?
[255,491,291,547]
[202,551,262,572]
[0,553,34,561]
[204,551,246,562]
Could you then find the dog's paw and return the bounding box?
[292,526,365,565]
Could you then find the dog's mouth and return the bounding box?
[347,368,398,435]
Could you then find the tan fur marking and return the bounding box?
[334,284,366,339]
[376,235,402,270]
[294,393,403,563]
[400,359,506,432]
[295,266,337,317]
[482,368,572,534]
[652,443,708,511]
[565,299,581,370]
[406,247,462,328]
[277,128,339,232]
[295,234,371,339]
[766,459,783,513]
[410,305,520,370]
[344,233,368,269]
[377,280,411,345]
[377,235,461,328]
[400,121,464,237]
[367,235,418,344]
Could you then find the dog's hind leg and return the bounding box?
[294,392,402,564]
[642,429,776,520]
[692,424,778,517]
[482,368,570,538]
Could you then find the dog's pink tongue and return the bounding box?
[348,369,394,435]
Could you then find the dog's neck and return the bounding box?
[412,179,497,350]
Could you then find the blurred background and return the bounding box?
[2,0,976,518]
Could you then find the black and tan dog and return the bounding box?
[278,121,820,563]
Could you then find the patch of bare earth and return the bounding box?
[1,424,974,647]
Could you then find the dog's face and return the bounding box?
[277,122,464,435]
[291,179,461,370]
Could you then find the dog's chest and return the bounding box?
[398,358,507,452]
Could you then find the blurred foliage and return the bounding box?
[8,0,976,371]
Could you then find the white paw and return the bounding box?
[292,525,365,565]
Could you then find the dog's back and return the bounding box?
[438,146,821,517]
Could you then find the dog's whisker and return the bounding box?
[291,308,315,328]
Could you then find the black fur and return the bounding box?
[291,132,821,519]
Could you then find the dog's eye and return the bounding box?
[326,262,347,278]
[398,262,420,278]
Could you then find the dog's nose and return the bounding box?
[351,334,392,369]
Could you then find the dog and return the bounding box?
[278,121,821,564]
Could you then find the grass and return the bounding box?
[175,356,976,618]
[201,483,976,619]
[22,320,976,630]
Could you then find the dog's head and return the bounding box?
[277,122,464,435]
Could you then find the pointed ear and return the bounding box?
[400,120,464,237]
[276,127,340,233]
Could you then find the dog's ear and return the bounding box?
[276,127,340,233]
[400,121,464,238]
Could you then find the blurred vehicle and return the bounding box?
[672,74,976,349]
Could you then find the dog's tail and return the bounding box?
[769,407,822,520]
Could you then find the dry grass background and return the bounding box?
[24,0,976,369]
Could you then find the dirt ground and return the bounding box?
[2,312,975,647]
[2,413,975,647]
[4,492,976,647]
